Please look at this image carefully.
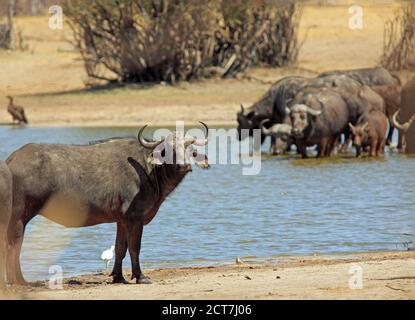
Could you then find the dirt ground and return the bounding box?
[1,251,413,300]
[0,0,414,127]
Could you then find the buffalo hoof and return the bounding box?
[112,275,129,284]
[137,275,152,285]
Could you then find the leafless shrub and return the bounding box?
[0,0,29,51]
[65,0,301,84]
[381,1,415,70]
[0,0,14,50]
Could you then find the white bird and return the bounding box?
[101,245,115,274]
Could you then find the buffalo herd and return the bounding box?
[237,67,415,158]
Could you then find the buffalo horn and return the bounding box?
[138,125,165,149]
[193,121,210,146]
[392,110,415,132]
[260,119,271,135]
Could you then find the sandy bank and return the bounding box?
[2,251,413,300]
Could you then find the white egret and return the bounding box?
[101,245,115,274]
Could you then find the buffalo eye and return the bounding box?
[192,151,198,157]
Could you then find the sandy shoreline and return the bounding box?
[2,251,413,300]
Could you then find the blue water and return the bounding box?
[0,126,414,280]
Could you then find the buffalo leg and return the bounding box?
[397,129,404,150]
[0,223,7,290]
[0,169,11,290]
[326,137,337,157]
[369,139,378,157]
[355,145,362,158]
[296,142,308,159]
[340,133,351,153]
[386,120,394,146]
[377,139,385,156]
[110,222,128,284]
[317,139,328,158]
[270,136,277,154]
[127,221,151,284]
[6,219,26,285]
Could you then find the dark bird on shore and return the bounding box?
[6,96,28,124]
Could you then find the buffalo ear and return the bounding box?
[128,157,141,171]
[128,157,157,192]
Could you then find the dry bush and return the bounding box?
[382,1,415,70]
[0,0,29,51]
[65,0,301,84]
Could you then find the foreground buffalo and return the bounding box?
[0,162,12,290]
[5,124,210,285]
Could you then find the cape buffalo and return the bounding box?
[370,85,402,147]
[288,88,350,158]
[334,85,386,124]
[392,110,415,152]
[5,123,210,285]
[349,110,389,157]
[298,85,385,154]
[0,162,12,290]
[393,78,415,153]
[259,119,292,155]
[237,76,310,145]
[318,67,400,86]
